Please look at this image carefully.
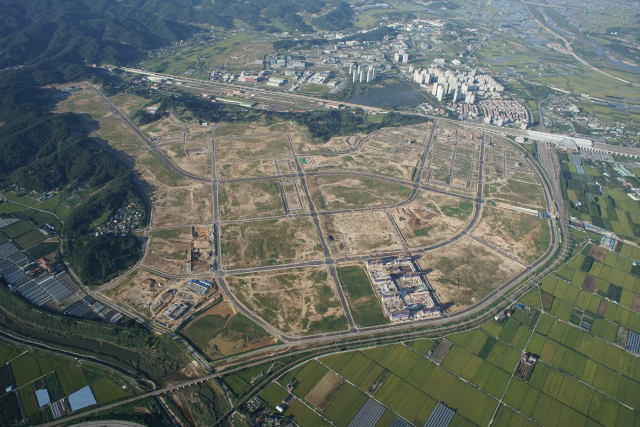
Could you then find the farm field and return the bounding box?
[1,341,135,425]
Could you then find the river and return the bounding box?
[537,8,640,73]
[346,84,428,107]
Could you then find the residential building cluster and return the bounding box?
[411,66,503,104]
[349,63,377,83]
[93,203,142,237]
[479,99,531,127]
[366,256,441,323]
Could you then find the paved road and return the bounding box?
[68,422,147,427]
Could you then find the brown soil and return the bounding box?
[102,269,168,318]
[632,295,640,313]
[391,192,472,249]
[471,206,549,265]
[217,160,278,179]
[228,267,347,336]
[215,134,292,161]
[597,299,608,317]
[320,211,402,257]
[161,142,212,179]
[582,275,597,293]
[220,217,323,269]
[417,236,525,312]
[218,179,285,220]
[305,371,344,410]
[588,246,608,262]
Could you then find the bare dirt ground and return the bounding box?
[582,275,597,293]
[107,93,150,118]
[282,179,309,213]
[632,295,640,313]
[417,236,524,313]
[307,175,412,212]
[215,120,306,140]
[145,227,192,275]
[133,150,213,227]
[471,206,550,264]
[139,116,183,138]
[221,217,323,269]
[217,159,278,179]
[227,267,347,336]
[483,178,546,209]
[390,191,473,248]
[320,211,402,257]
[160,142,212,178]
[92,118,147,154]
[215,134,292,161]
[102,269,168,318]
[597,299,608,317]
[293,135,359,154]
[219,179,285,220]
[588,246,608,262]
[305,371,344,410]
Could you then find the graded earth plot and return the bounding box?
[220,217,323,270]
[293,135,360,155]
[104,268,218,329]
[219,179,286,220]
[307,175,412,212]
[214,134,292,161]
[417,237,525,312]
[144,226,215,275]
[91,117,147,154]
[215,120,307,140]
[472,206,551,265]
[102,269,170,318]
[217,159,279,180]
[132,150,213,227]
[106,93,150,118]
[226,267,348,336]
[159,142,212,179]
[282,179,310,214]
[57,84,113,120]
[484,178,546,209]
[180,299,275,361]
[139,116,184,139]
[389,191,474,249]
[320,210,402,257]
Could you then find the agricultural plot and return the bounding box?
[227,267,348,336]
[417,237,525,312]
[307,175,412,212]
[220,217,323,269]
[180,299,275,360]
[320,211,402,257]
[219,179,286,220]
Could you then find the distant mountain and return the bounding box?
[0,0,356,69]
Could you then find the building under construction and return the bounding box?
[366,256,441,322]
